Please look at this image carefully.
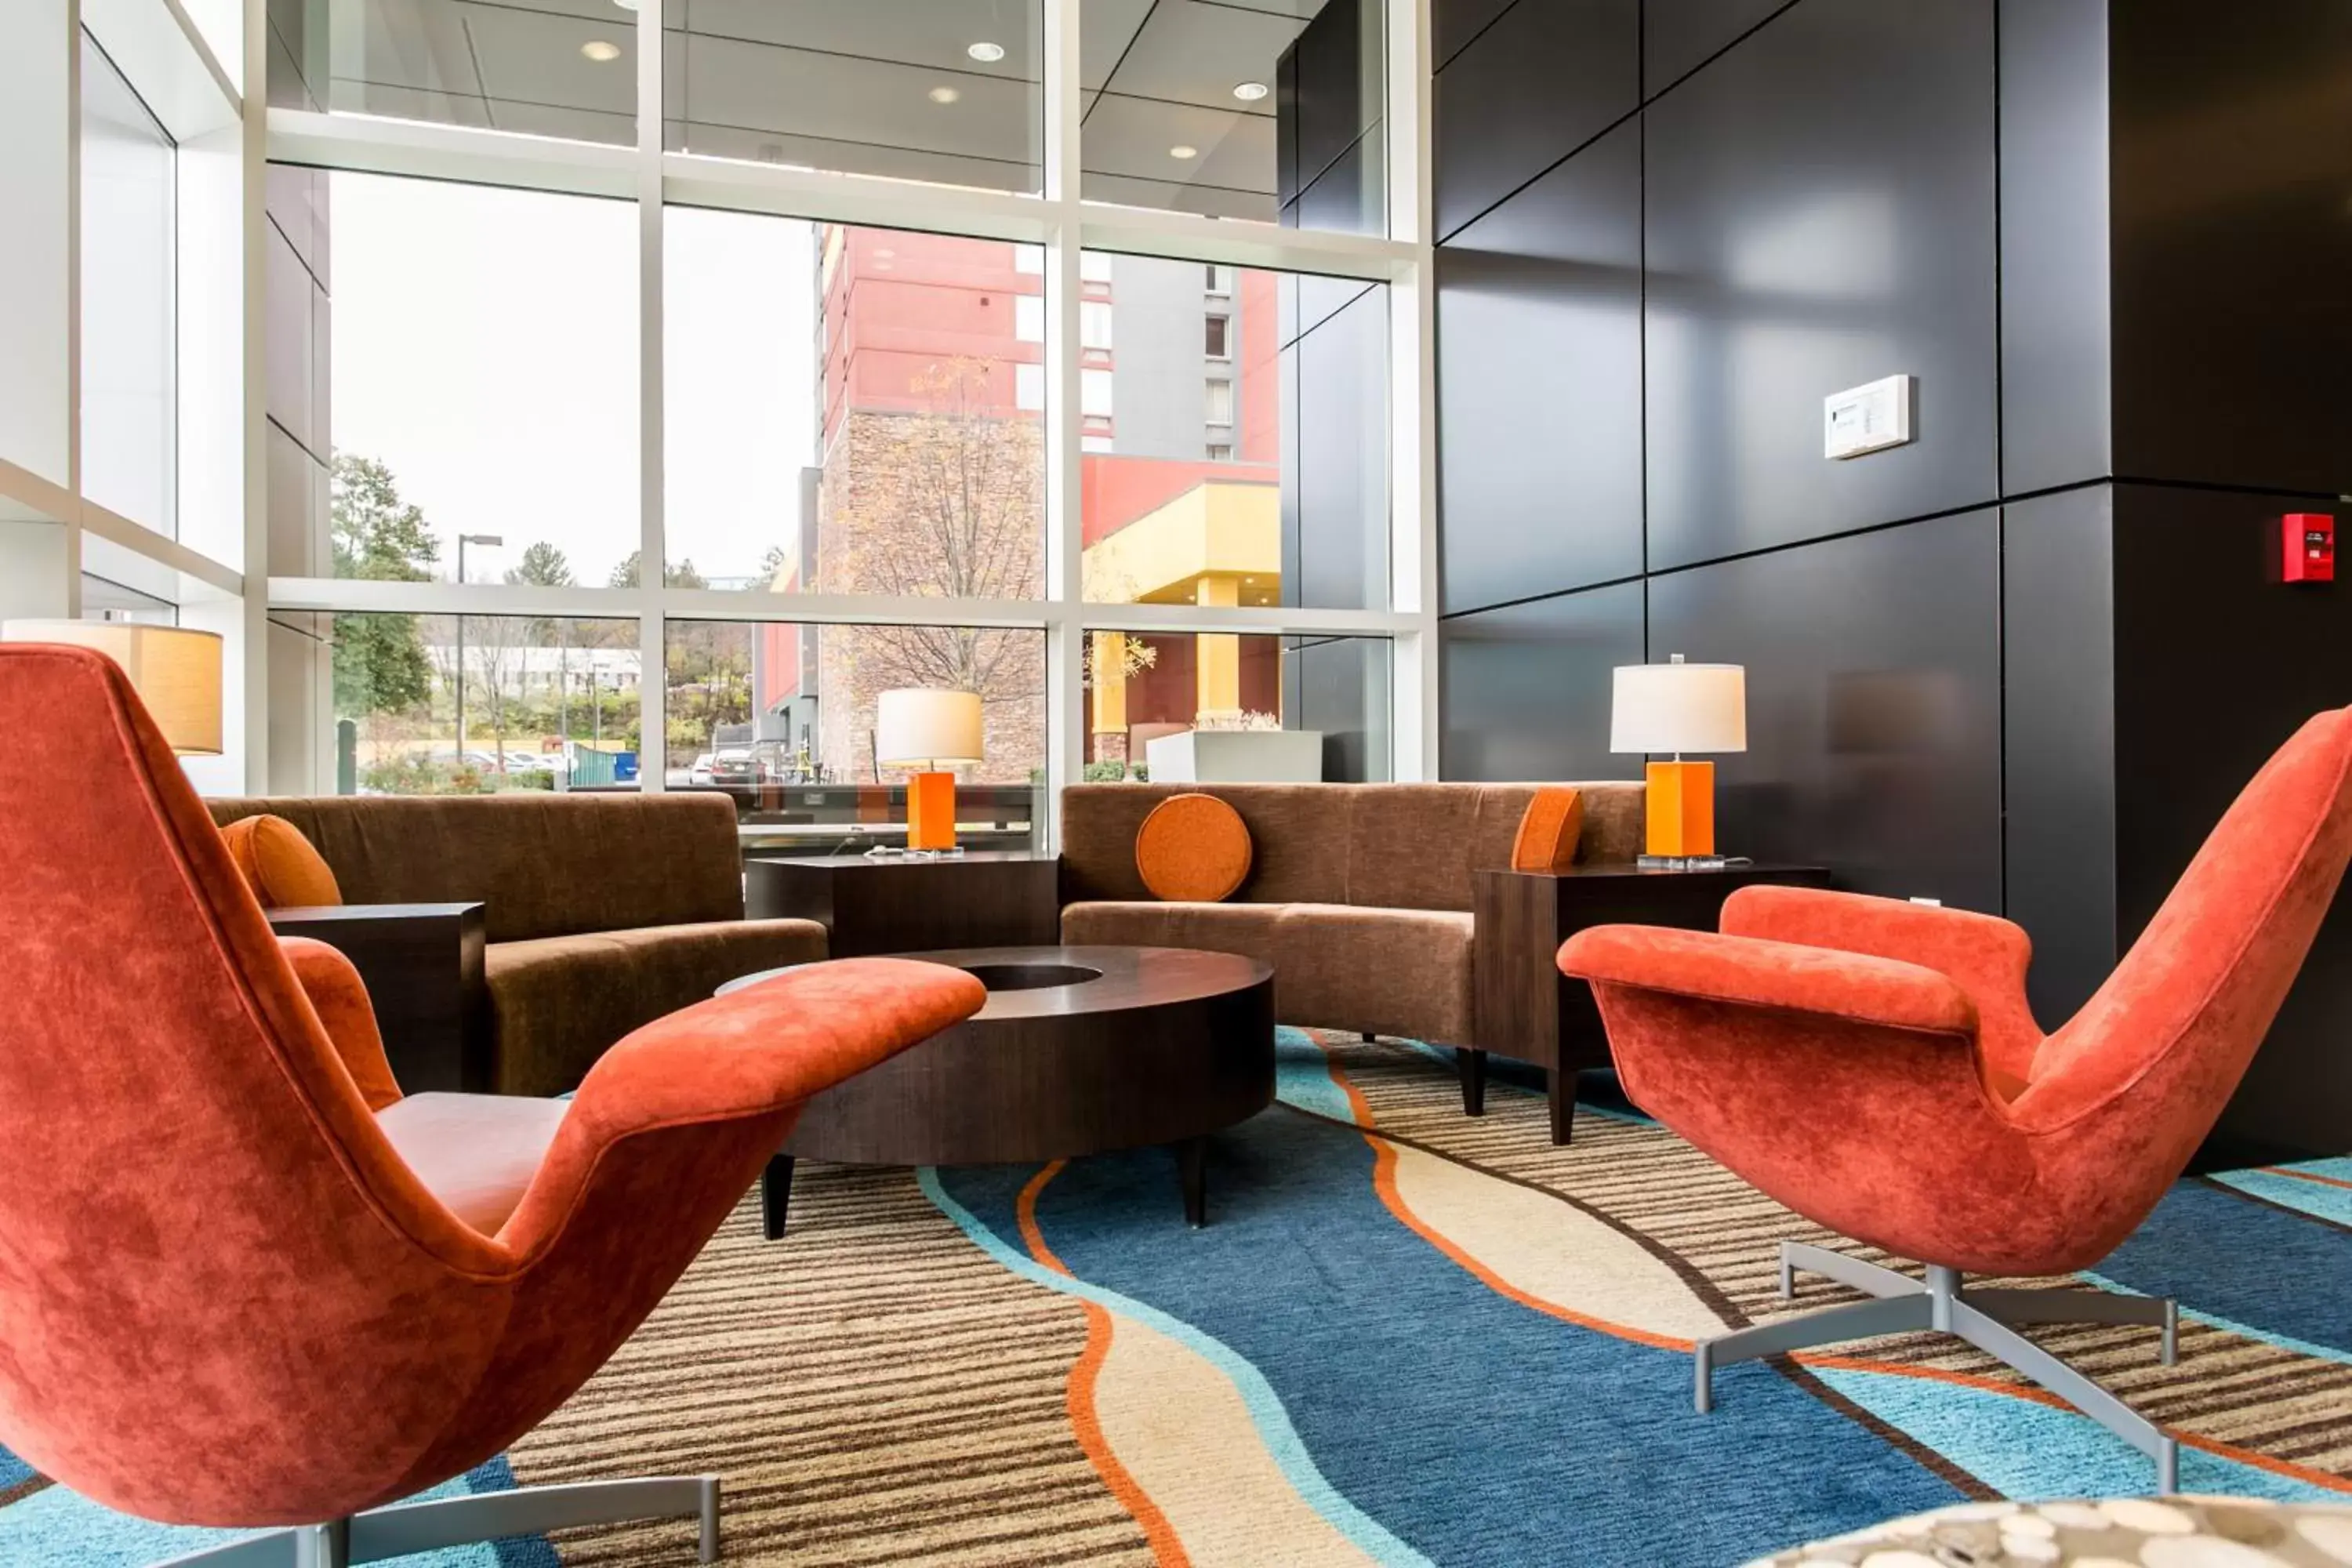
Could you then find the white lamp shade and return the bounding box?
[874,687,983,768]
[1610,660,1746,755]
[3,620,223,755]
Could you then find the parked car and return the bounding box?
[689,752,717,786]
[708,750,764,789]
[505,750,553,773]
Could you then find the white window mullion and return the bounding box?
[1386,0,1437,780]
[1040,0,1083,851]
[635,2,666,793]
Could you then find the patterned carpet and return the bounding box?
[7,1029,2352,1567]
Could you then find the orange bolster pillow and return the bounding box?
[1511,786,1584,873]
[219,815,343,909]
[1135,793,1254,902]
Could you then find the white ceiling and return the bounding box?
[320,0,1351,220]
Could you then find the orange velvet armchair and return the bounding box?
[0,645,986,1566]
[1561,706,2352,1491]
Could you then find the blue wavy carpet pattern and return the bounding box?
[5,1031,2351,1566]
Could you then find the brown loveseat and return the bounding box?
[1058,782,1646,1048]
[207,793,826,1095]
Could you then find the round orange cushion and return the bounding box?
[219,815,343,909]
[1135,793,1254,902]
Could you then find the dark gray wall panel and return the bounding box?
[1642,0,1794,98]
[2110,0,2352,497]
[1295,289,1389,611]
[1432,0,1637,240]
[1439,583,1644,782]
[1290,637,1393,782]
[1999,0,2112,495]
[1294,0,1380,192]
[1437,118,1643,615]
[1646,511,2004,909]
[1297,129,1382,238]
[1434,0,1516,73]
[1643,0,1996,569]
[2111,483,2352,1156]
[2003,486,2118,1026]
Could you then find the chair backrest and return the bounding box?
[206,792,746,942]
[0,647,501,1522]
[1058,781,1647,911]
[2024,707,2352,1153]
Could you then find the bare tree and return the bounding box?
[859,358,1043,706]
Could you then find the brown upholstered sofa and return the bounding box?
[206,793,826,1095]
[1058,782,1646,1048]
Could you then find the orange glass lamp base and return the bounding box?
[906,771,959,851]
[1645,759,1716,857]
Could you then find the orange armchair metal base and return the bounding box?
[158,1479,720,1568]
[1697,1243,2180,1492]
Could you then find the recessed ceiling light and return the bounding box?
[611,0,637,9]
[929,85,961,103]
[967,41,1005,62]
[1232,81,1269,101]
[1169,144,1199,160]
[580,38,621,61]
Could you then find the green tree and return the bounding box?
[608,551,708,590]
[329,454,439,720]
[506,542,575,588]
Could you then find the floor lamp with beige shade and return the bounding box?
[2,621,223,756]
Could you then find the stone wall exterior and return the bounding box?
[811,404,1047,787]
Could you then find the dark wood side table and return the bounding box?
[266,902,491,1093]
[1471,863,1831,1144]
[746,851,1060,957]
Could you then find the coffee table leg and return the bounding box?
[761,1155,795,1241]
[1177,1137,1208,1229]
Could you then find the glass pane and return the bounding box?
[667,216,1046,597]
[1083,0,1383,230]
[1080,254,1387,611]
[662,620,1045,851]
[80,32,176,535]
[1083,630,1388,782]
[330,613,641,794]
[299,173,640,589]
[663,0,1042,194]
[271,0,637,147]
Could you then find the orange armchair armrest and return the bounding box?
[1560,924,1980,1038]
[1718,885,2042,1090]
[278,935,403,1112]
[501,957,985,1259]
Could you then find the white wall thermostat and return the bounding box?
[1824,374,1915,460]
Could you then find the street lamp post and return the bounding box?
[453,534,503,771]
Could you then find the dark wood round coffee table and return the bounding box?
[718,945,1275,1230]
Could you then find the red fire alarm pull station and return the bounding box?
[2284,514,2336,584]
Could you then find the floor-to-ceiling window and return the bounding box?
[261,0,1436,838]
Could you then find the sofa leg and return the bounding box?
[1457,1048,1487,1116]
[1548,1069,1577,1145]
[761,1155,794,1241]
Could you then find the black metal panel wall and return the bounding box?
[2108,0,2352,498]
[2003,486,2118,1025]
[1646,513,2005,911]
[1642,0,1996,569]
[2110,484,2352,1158]
[1431,0,1636,241]
[1421,0,2352,1152]
[1642,0,1792,96]
[1439,583,1644,783]
[1436,118,1642,614]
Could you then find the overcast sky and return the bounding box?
[329,172,816,588]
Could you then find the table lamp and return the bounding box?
[875,687,983,852]
[1610,654,1746,861]
[2,619,224,755]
